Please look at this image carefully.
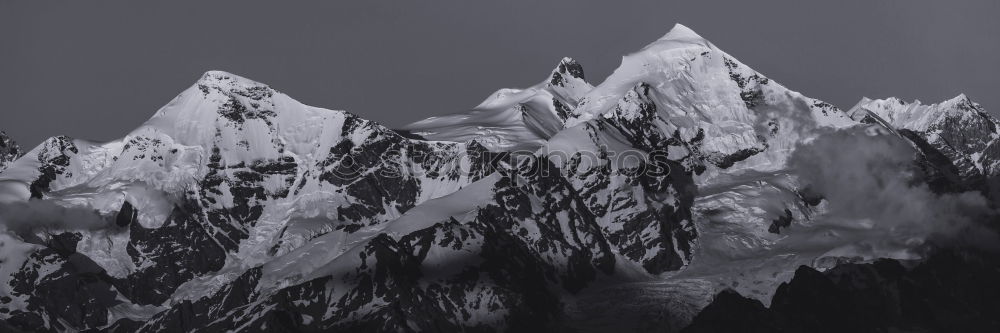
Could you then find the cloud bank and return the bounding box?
[0,200,113,237]
[788,126,998,256]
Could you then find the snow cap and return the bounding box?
[657,23,705,42]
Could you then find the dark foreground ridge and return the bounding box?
[683,247,1000,333]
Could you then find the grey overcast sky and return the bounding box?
[2,1,998,148]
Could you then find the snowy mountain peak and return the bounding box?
[941,93,979,112]
[547,57,592,99]
[196,70,263,89]
[566,22,853,182]
[550,57,586,83]
[139,70,306,151]
[149,70,278,122]
[656,23,705,43]
[568,24,721,120]
[950,93,969,102]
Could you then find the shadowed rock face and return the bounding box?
[112,202,228,305]
[683,248,1000,333]
[0,131,21,172]
[1,203,227,331]
[4,233,121,332]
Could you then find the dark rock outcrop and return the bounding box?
[0,131,21,172]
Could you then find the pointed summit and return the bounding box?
[551,57,585,82]
[195,70,271,92]
[547,57,591,99]
[941,93,978,110]
[657,23,705,42]
[546,56,593,104]
[198,70,252,83]
[139,69,297,148]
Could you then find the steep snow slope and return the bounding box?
[402,58,594,151]
[565,24,854,185]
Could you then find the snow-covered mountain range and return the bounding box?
[1,24,997,332]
